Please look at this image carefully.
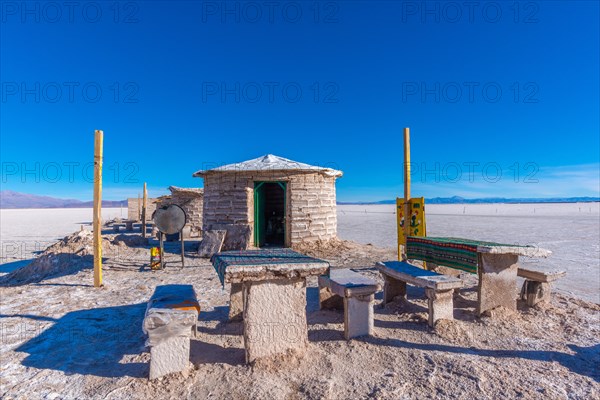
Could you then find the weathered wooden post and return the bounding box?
[142,182,148,237]
[93,129,103,287]
[403,127,411,258]
[137,193,141,221]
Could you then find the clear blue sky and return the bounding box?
[1,1,598,201]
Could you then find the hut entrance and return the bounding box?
[254,181,286,247]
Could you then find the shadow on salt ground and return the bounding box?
[375,302,479,328]
[305,286,385,313]
[146,240,200,256]
[361,337,600,382]
[309,328,345,342]
[306,287,320,313]
[109,261,149,272]
[305,286,345,333]
[0,254,97,287]
[0,259,33,274]
[453,293,479,309]
[197,307,244,336]
[32,282,93,288]
[16,303,148,378]
[0,313,58,322]
[199,306,229,322]
[190,340,245,366]
[193,307,246,365]
[374,316,429,333]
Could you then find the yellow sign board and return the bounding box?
[397,197,426,252]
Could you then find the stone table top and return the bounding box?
[211,249,330,285]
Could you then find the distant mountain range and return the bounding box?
[0,190,127,209]
[338,195,600,205]
[1,191,598,209]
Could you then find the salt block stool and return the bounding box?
[143,284,200,380]
[318,269,380,339]
[125,220,134,231]
[518,267,566,306]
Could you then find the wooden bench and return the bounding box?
[318,269,380,339]
[376,261,463,327]
[143,284,200,379]
[518,267,566,306]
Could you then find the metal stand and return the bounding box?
[180,229,185,269]
[159,232,165,270]
[153,204,187,270]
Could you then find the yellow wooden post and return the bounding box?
[142,182,147,237]
[404,127,411,201]
[93,130,103,287]
[403,128,411,258]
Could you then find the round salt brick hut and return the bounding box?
[193,154,343,249]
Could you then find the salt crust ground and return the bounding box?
[2,203,598,301]
[0,234,599,399]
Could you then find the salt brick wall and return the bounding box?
[158,194,203,237]
[202,171,338,246]
[127,198,160,221]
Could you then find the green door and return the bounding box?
[254,181,286,247]
[254,182,266,247]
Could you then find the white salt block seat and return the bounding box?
[143,284,200,380]
[376,261,463,327]
[318,268,380,339]
[518,267,566,306]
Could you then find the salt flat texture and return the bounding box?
[0,204,598,303]
[337,203,600,303]
[0,208,124,268]
[1,236,597,398]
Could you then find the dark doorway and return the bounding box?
[254,181,286,247]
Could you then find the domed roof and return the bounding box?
[192,154,343,178]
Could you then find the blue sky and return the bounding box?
[1,1,598,201]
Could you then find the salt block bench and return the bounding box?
[518,267,566,306]
[143,284,200,380]
[375,261,463,327]
[112,223,126,233]
[318,269,380,339]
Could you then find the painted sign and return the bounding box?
[397,197,426,252]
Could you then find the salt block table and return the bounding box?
[406,237,552,315]
[211,249,329,363]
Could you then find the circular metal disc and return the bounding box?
[153,204,186,234]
